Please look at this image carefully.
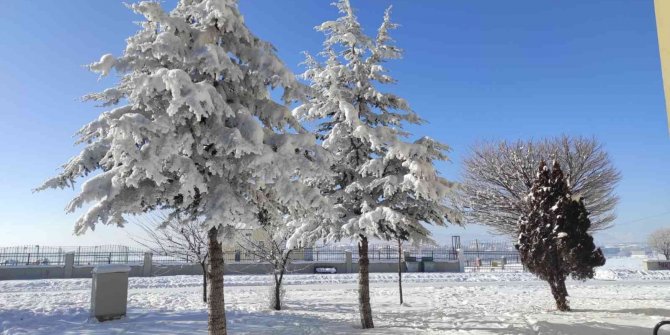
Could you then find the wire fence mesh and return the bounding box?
[0,242,521,268]
[0,245,146,266]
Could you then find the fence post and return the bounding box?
[345,250,352,273]
[64,252,75,278]
[457,249,465,273]
[142,252,152,277]
[304,247,313,262]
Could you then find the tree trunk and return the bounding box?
[207,227,227,335]
[201,262,208,303]
[273,278,281,311]
[358,237,374,329]
[549,277,570,311]
[398,239,403,305]
[272,253,290,311]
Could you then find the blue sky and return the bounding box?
[0,0,668,247]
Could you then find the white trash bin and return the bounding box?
[91,265,131,321]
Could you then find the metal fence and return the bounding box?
[0,246,67,266]
[0,245,146,267]
[462,250,523,272]
[1,243,521,268]
[295,245,459,262]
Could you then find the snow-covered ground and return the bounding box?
[1,258,669,334]
[601,256,647,271]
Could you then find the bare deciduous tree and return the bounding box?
[236,206,297,311]
[387,228,434,306]
[648,228,670,260]
[458,136,621,236]
[131,213,209,303]
[238,210,295,311]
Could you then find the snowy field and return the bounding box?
[2,259,670,334]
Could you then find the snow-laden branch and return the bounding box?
[291,0,462,248]
[36,0,333,238]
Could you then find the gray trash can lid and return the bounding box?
[92,265,131,274]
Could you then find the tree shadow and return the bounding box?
[531,320,653,335]
[370,309,535,334]
[0,307,365,335]
[574,307,670,318]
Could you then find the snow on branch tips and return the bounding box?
[36,1,332,333]
[88,54,116,78]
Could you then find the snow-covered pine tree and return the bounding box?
[35,1,328,334]
[516,161,605,311]
[292,1,459,328]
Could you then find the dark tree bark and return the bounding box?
[397,239,403,305]
[549,277,570,311]
[271,255,290,311]
[207,227,226,335]
[273,278,282,311]
[201,262,208,303]
[358,236,374,329]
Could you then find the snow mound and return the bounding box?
[594,268,670,281]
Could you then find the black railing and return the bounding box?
[0,245,146,267]
[0,243,520,267]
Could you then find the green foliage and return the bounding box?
[516,160,605,283]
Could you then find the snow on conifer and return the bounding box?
[291,0,460,328]
[37,0,328,234]
[36,1,329,334]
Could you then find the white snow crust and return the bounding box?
[1,260,668,334]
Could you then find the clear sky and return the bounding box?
[0,0,668,247]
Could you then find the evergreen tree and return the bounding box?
[560,198,606,280]
[516,160,605,311]
[291,1,459,328]
[35,1,328,334]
